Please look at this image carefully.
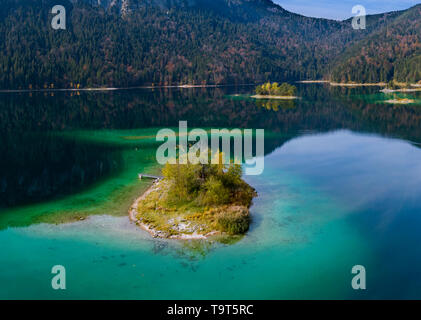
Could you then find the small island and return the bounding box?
[129,154,257,240]
[380,81,419,104]
[384,98,415,104]
[380,80,421,93]
[252,82,298,99]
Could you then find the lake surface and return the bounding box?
[1,84,421,299]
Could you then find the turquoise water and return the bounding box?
[2,129,421,299]
[1,85,421,299]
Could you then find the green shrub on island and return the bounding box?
[255,82,297,96]
[162,153,255,208]
[135,152,257,238]
[215,207,250,235]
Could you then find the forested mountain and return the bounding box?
[329,5,421,83]
[0,0,420,89]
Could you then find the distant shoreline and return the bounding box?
[329,82,387,87]
[297,80,330,84]
[298,80,387,86]
[4,81,420,93]
[0,83,256,93]
[0,87,120,93]
[380,87,421,93]
[300,80,421,91]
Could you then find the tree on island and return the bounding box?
[162,152,254,207]
[255,82,297,96]
[148,152,257,235]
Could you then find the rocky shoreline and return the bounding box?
[128,179,223,240]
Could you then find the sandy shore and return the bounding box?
[0,87,119,93]
[0,83,256,93]
[297,80,330,84]
[299,80,389,87]
[330,82,387,87]
[381,88,421,93]
[301,80,421,91]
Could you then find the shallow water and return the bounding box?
[1,85,421,299]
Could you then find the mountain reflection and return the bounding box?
[1,85,421,207]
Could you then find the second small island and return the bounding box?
[252,82,298,99]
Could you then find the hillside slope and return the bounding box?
[0,0,419,89]
[328,5,421,83]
